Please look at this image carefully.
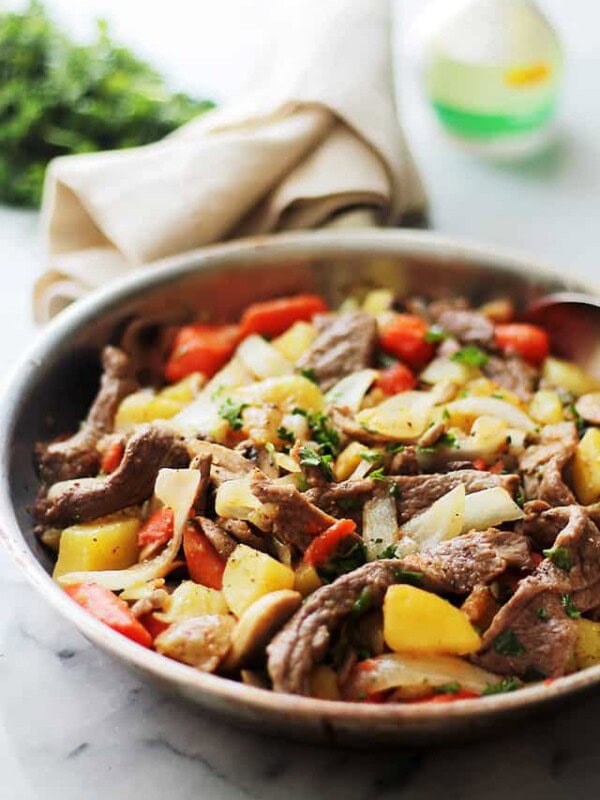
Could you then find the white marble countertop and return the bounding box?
[1,1,600,797]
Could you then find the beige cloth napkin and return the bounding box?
[34,0,426,323]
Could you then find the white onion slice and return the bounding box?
[461,487,524,533]
[362,493,398,560]
[445,397,536,432]
[325,369,378,412]
[403,485,465,547]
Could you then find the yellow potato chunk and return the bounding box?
[294,562,322,597]
[334,441,366,481]
[155,581,228,623]
[383,584,481,655]
[160,373,203,404]
[272,321,317,362]
[310,665,341,700]
[356,391,434,440]
[115,390,183,430]
[542,357,600,397]
[362,289,394,314]
[575,618,600,669]
[572,427,600,505]
[53,514,140,579]
[529,390,564,425]
[237,374,324,412]
[222,544,295,617]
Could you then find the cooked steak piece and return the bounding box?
[188,441,254,485]
[38,346,138,484]
[191,453,212,514]
[36,425,189,527]
[217,517,268,551]
[432,308,495,347]
[268,528,531,694]
[519,422,578,505]
[195,516,237,559]
[483,354,537,401]
[476,507,600,678]
[296,312,377,391]
[389,446,419,475]
[250,472,335,552]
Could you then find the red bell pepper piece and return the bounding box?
[303,519,357,568]
[165,323,241,382]
[183,524,225,590]
[376,361,416,395]
[379,314,435,370]
[239,294,327,338]
[139,612,170,641]
[100,440,124,474]
[495,323,549,365]
[64,582,152,648]
[409,689,479,704]
[137,507,174,550]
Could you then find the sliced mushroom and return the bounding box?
[221,590,302,672]
[576,392,600,426]
[155,614,235,672]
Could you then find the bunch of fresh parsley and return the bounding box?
[0,1,214,206]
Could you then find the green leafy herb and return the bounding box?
[442,407,451,421]
[318,539,366,583]
[359,421,378,435]
[351,587,374,616]
[300,367,319,384]
[360,449,382,464]
[378,352,397,369]
[393,569,424,587]
[265,442,276,457]
[424,325,447,343]
[389,482,400,498]
[568,404,587,437]
[561,594,581,619]
[436,682,460,695]
[385,442,405,454]
[378,544,399,559]
[543,544,572,571]
[536,607,551,621]
[298,445,334,480]
[276,425,295,445]
[482,677,521,696]
[451,345,490,368]
[0,1,214,207]
[299,411,340,457]
[438,432,459,448]
[493,628,525,657]
[515,486,525,509]
[218,398,248,431]
[492,392,506,400]
[415,445,436,454]
[369,467,387,481]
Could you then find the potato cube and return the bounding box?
[572,427,600,505]
[160,373,203,404]
[575,618,600,669]
[383,584,481,655]
[222,544,295,616]
[294,562,322,597]
[272,321,317,362]
[334,441,366,481]
[542,357,600,397]
[529,390,563,425]
[155,581,228,623]
[115,390,183,430]
[53,514,140,579]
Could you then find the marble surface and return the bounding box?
[1,1,600,797]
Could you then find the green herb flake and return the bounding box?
[276,426,295,445]
[424,326,447,343]
[318,539,366,583]
[438,431,459,448]
[298,445,334,481]
[442,407,451,421]
[360,449,382,464]
[415,445,436,455]
[218,398,248,430]
[568,404,587,437]
[536,607,551,621]
[393,569,424,587]
[300,411,341,457]
[543,544,572,571]
[561,594,581,619]
[493,628,525,657]
[451,345,490,368]
[385,442,405,454]
[300,367,319,384]
[436,682,461,695]
[351,587,374,616]
[378,544,399,559]
[369,467,387,481]
[482,677,521,696]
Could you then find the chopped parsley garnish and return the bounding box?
[561,594,581,619]
[415,445,436,454]
[218,398,248,430]
[351,587,374,616]
[438,431,459,448]
[424,325,447,343]
[385,442,405,454]
[389,482,400,498]
[536,607,551,621]
[317,539,366,583]
[451,345,490,367]
[482,677,521,696]
[514,485,525,509]
[442,407,451,421]
[298,445,334,481]
[378,352,397,369]
[436,682,460,695]
[276,425,295,445]
[265,442,276,457]
[294,410,340,457]
[493,628,525,657]
[369,467,387,481]
[492,392,506,400]
[393,569,424,587]
[300,367,319,384]
[568,404,587,437]
[360,449,382,464]
[543,544,572,571]
[378,544,399,559]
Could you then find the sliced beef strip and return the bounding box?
[310,469,519,526]
[195,516,237,559]
[188,441,254,485]
[389,446,420,475]
[36,424,190,527]
[475,506,600,678]
[519,422,578,505]
[250,471,335,552]
[38,346,138,484]
[483,354,537,401]
[432,308,495,347]
[217,517,268,551]
[190,453,212,514]
[296,312,377,391]
[267,529,531,694]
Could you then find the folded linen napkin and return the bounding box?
[33,0,426,323]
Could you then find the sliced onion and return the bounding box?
[345,653,502,700]
[402,484,465,547]
[237,335,293,379]
[363,493,398,560]
[274,451,301,473]
[356,391,437,441]
[462,487,524,533]
[325,369,378,412]
[214,478,272,532]
[445,397,536,432]
[57,469,200,590]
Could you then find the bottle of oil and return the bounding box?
[423,0,563,157]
